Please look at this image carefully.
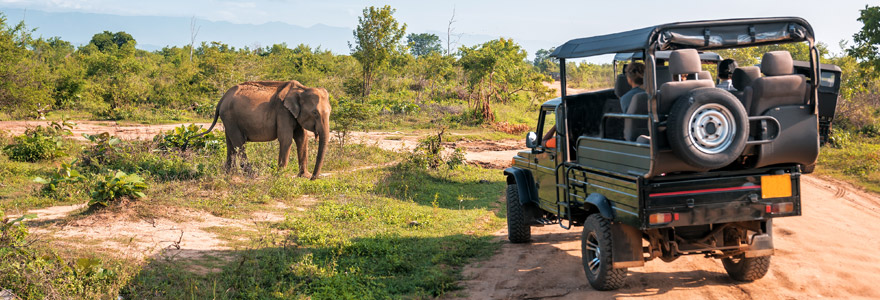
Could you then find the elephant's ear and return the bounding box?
[280,82,301,118]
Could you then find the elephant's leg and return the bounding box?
[224,123,248,173]
[293,125,311,178]
[278,128,293,169]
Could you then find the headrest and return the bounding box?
[697,71,712,82]
[614,73,632,98]
[732,66,761,90]
[668,49,702,76]
[761,51,794,76]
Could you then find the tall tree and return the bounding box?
[848,5,880,75]
[407,33,442,57]
[533,47,558,74]
[88,31,135,53]
[350,5,407,98]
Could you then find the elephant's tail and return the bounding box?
[186,97,224,148]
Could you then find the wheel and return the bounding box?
[506,184,531,243]
[667,87,749,169]
[582,214,626,290]
[722,254,771,282]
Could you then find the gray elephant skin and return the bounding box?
[196,80,331,180]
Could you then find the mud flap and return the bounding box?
[611,221,645,268]
[744,233,774,258]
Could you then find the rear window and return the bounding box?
[819,71,836,87]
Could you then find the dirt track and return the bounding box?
[4,121,880,299]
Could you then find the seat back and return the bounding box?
[746,51,806,115]
[658,49,714,115]
[655,65,673,87]
[614,73,632,99]
[624,92,649,142]
[732,66,760,106]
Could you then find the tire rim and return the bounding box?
[585,232,601,275]
[688,103,736,154]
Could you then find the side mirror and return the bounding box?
[525,132,538,148]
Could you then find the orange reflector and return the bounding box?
[511,158,516,166]
[545,137,556,148]
[771,202,794,214]
[649,213,673,225]
[762,174,792,199]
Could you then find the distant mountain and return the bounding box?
[0,8,557,58]
[0,8,353,53]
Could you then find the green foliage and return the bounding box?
[533,47,558,74]
[88,170,147,207]
[818,132,880,193]
[81,132,122,167]
[848,5,880,76]
[33,159,85,198]
[407,33,442,57]
[351,5,407,97]
[154,124,223,152]
[332,99,375,148]
[458,38,552,122]
[409,129,466,170]
[1,214,121,299]
[2,121,74,162]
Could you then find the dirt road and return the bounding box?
[5,121,880,299]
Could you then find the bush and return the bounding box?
[2,121,74,162]
[154,124,223,152]
[80,132,122,167]
[409,128,466,170]
[0,213,119,298]
[89,170,147,207]
[33,160,86,199]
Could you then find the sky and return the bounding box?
[0,0,871,56]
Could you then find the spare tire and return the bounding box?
[667,87,748,169]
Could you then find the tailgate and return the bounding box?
[641,168,801,229]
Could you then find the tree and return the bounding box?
[407,33,442,57]
[87,31,135,53]
[350,5,407,98]
[848,5,880,75]
[459,38,552,122]
[533,47,558,74]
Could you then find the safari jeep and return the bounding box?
[503,17,840,290]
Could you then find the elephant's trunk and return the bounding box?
[310,116,329,180]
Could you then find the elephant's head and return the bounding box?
[281,81,331,180]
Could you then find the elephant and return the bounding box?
[194,80,331,180]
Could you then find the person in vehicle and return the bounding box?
[543,126,557,148]
[716,58,738,91]
[619,62,645,112]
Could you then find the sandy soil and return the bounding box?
[543,81,589,98]
[0,120,220,141]
[7,121,880,298]
[451,175,880,299]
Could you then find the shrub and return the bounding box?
[89,170,147,207]
[154,124,223,152]
[332,100,375,148]
[80,132,122,167]
[409,128,466,170]
[1,213,118,298]
[33,159,86,198]
[1,121,74,162]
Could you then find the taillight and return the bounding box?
[649,212,678,225]
[767,202,794,214]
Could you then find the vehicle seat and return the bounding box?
[732,66,761,107]
[655,65,673,87]
[658,49,714,115]
[744,51,806,116]
[614,73,632,99]
[687,71,713,82]
[624,92,649,142]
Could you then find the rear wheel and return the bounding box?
[722,254,771,281]
[582,214,626,290]
[506,184,530,243]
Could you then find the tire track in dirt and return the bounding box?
[449,174,880,300]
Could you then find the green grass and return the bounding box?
[1,128,509,299]
[816,133,880,193]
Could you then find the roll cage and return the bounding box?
[549,17,820,177]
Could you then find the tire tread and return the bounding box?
[506,184,531,243]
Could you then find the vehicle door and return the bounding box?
[533,108,560,212]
